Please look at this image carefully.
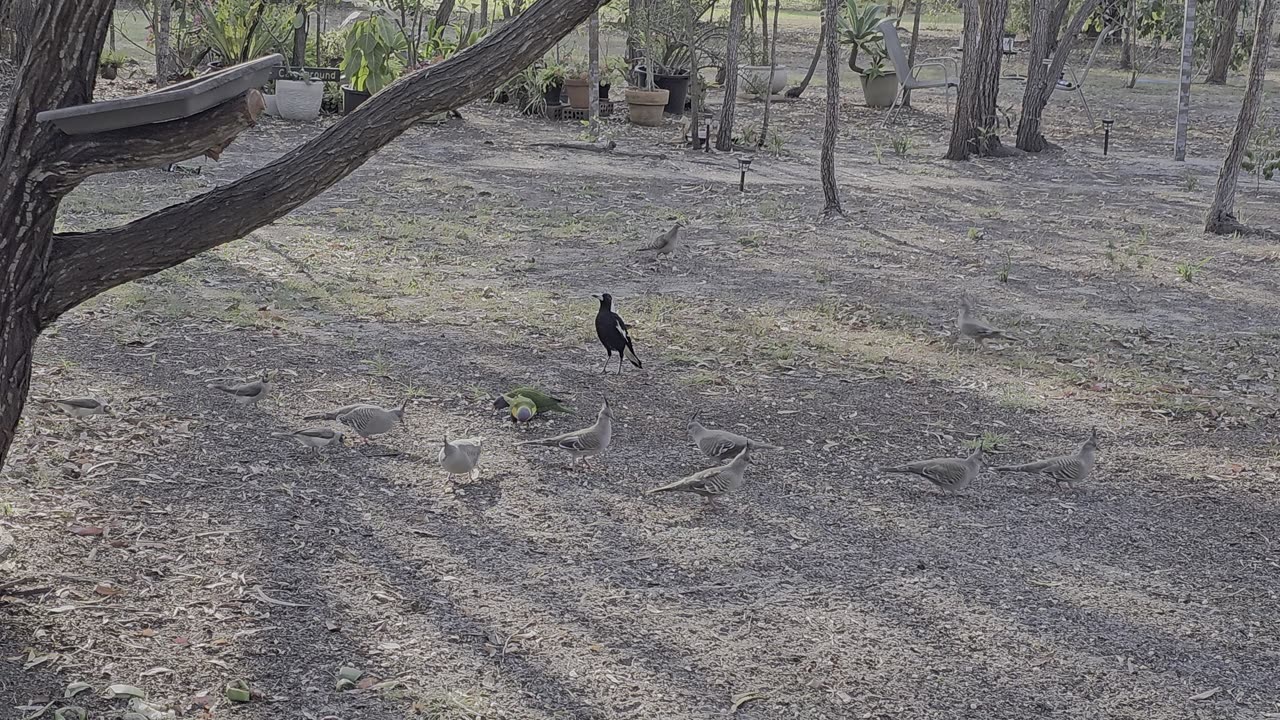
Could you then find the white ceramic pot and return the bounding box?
[264,93,279,117]
[275,79,323,121]
[739,65,789,96]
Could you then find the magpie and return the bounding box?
[592,293,642,374]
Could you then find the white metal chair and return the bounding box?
[877,18,959,127]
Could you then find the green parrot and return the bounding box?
[507,394,537,423]
[492,386,574,415]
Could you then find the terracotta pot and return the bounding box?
[565,76,591,109]
[626,87,670,127]
[859,72,899,108]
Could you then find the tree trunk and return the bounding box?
[1205,0,1275,233]
[1205,0,1242,83]
[1120,0,1136,69]
[588,10,600,139]
[945,0,1012,159]
[154,0,173,86]
[760,0,781,144]
[291,3,308,67]
[480,0,489,26]
[1173,0,1196,161]
[820,0,842,215]
[1015,0,1101,151]
[0,0,608,469]
[760,0,769,66]
[786,16,825,97]
[903,0,923,106]
[433,0,457,29]
[716,0,747,151]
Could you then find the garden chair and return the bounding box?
[877,18,959,127]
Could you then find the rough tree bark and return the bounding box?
[0,0,609,468]
[1205,0,1275,233]
[1015,0,1101,151]
[1119,0,1134,69]
[1173,0,1196,161]
[759,0,780,144]
[902,0,923,106]
[588,9,600,139]
[820,0,842,215]
[154,0,174,86]
[785,15,825,98]
[292,2,308,67]
[433,0,458,28]
[945,0,1012,160]
[1204,0,1242,84]
[715,0,746,150]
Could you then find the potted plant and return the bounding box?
[98,51,127,80]
[838,0,898,108]
[738,0,788,98]
[341,13,404,114]
[538,60,568,107]
[564,56,592,110]
[274,69,324,121]
[625,58,670,127]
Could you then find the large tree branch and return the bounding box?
[44,90,266,184]
[1040,0,1099,105]
[41,0,604,325]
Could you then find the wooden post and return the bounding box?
[759,0,780,145]
[1173,0,1196,161]
[588,10,600,140]
[903,0,923,106]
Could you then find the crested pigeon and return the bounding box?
[515,398,614,469]
[209,373,272,405]
[994,428,1100,491]
[337,400,407,441]
[957,297,1019,348]
[884,446,983,494]
[637,222,683,259]
[687,410,780,462]
[272,426,346,453]
[438,433,483,480]
[648,446,752,504]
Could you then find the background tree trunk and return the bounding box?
[154,0,174,86]
[1204,0,1242,83]
[588,10,600,139]
[945,0,1012,159]
[292,3,308,67]
[1120,0,1136,69]
[0,0,608,469]
[1205,0,1275,233]
[1015,0,1100,151]
[820,0,842,215]
[716,0,747,150]
[786,17,825,97]
[760,0,781,144]
[1173,0,1196,160]
[434,0,458,28]
[903,0,923,106]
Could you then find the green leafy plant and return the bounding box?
[99,51,128,69]
[891,134,910,156]
[1242,127,1280,190]
[996,250,1012,283]
[343,14,405,94]
[1175,257,1209,283]
[837,0,891,76]
[194,0,291,66]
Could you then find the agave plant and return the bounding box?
[837,0,889,75]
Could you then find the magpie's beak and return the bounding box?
[591,294,601,300]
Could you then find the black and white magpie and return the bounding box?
[592,293,642,374]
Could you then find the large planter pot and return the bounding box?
[342,85,371,114]
[565,76,592,109]
[626,88,670,127]
[653,73,691,114]
[739,65,789,96]
[859,72,899,108]
[275,79,323,121]
[543,81,565,107]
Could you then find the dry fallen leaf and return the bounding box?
[730,690,767,712]
[69,526,103,536]
[1189,687,1221,701]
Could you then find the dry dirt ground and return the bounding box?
[4,34,1280,720]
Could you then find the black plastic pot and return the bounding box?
[100,65,118,80]
[653,73,690,114]
[543,81,564,107]
[599,82,611,101]
[342,85,371,114]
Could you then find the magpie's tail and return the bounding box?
[625,346,642,369]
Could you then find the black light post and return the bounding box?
[1102,118,1114,156]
